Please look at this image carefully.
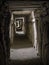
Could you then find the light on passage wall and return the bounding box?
[31,11,35,19]
[32,18,35,22]
[31,11,35,22]
[32,11,38,51]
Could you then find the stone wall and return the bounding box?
[34,9,42,56]
[26,13,34,46]
[40,2,49,65]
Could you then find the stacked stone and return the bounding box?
[0,1,11,65]
[40,2,49,65]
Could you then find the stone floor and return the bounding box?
[10,58,43,65]
[10,47,39,60]
[10,47,43,65]
[10,35,43,65]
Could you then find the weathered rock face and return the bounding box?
[0,1,11,65]
[40,2,49,65]
[34,2,49,65]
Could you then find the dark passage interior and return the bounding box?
[10,12,33,49]
[11,35,33,49]
[0,1,49,65]
[10,11,39,63]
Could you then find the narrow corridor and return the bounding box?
[9,10,41,65]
